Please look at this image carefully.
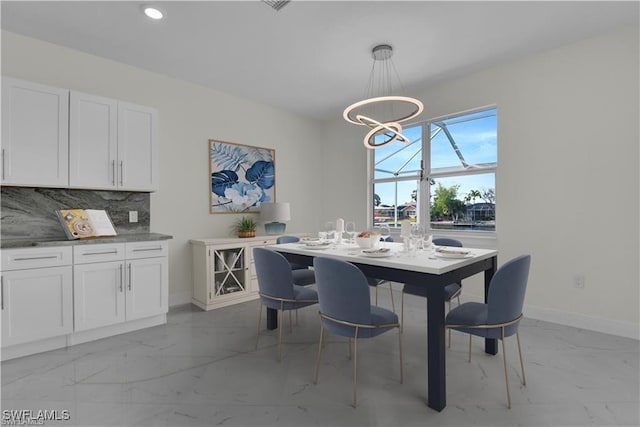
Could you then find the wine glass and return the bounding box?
[411,223,424,251]
[378,223,391,247]
[345,221,356,244]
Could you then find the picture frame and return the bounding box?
[209,139,276,214]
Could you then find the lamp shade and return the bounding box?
[260,202,291,222]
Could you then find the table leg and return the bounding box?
[426,287,446,412]
[484,255,498,355]
[266,307,277,330]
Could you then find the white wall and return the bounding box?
[1,31,325,305]
[323,27,640,338]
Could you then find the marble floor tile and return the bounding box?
[2,291,638,426]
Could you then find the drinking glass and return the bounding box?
[411,223,424,249]
[378,223,391,247]
[324,221,336,243]
[345,221,356,244]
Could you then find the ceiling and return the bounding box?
[1,1,638,121]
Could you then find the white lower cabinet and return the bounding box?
[1,240,169,360]
[73,241,168,330]
[1,247,73,347]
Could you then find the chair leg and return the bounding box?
[388,283,395,312]
[516,330,526,386]
[375,286,378,305]
[348,337,352,360]
[468,334,472,363]
[314,323,324,384]
[398,327,403,384]
[352,328,359,408]
[501,328,512,409]
[255,303,263,350]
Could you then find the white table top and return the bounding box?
[270,241,497,276]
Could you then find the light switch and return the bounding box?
[129,211,138,223]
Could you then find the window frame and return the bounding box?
[368,105,497,236]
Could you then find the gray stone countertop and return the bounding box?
[1,233,173,249]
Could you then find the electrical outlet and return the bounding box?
[574,274,585,289]
[129,211,138,223]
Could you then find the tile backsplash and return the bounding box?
[1,187,150,240]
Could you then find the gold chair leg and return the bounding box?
[398,327,403,384]
[457,295,461,306]
[501,328,512,409]
[400,291,404,333]
[255,303,263,350]
[389,283,395,312]
[516,330,526,386]
[348,337,352,360]
[375,286,378,305]
[352,328,359,408]
[314,323,324,384]
[468,334,472,363]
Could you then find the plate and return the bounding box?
[304,244,331,250]
[434,251,473,259]
[303,241,331,248]
[300,237,321,243]
[361,248,393,258]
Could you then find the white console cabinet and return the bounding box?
[1,246,73,347]
[190,236,278,310]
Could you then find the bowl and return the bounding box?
[355,234,380,249]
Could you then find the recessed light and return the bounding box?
[143,6,164,20]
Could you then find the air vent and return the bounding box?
[262,1,290,12]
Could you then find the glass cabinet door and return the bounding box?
[211,247,247,296]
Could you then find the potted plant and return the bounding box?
[234,216,257,238]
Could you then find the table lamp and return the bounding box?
[260,202,291,235]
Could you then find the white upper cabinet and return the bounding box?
[1,78,69,187]
[118,102,159,191]
[70,93,158,191]
[2,78,159,191]
[69,92,118,189]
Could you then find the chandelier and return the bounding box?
[343,44,423,149]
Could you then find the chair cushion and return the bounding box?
[261,285,318,311]
[292,268,316,286]
[324,305,398,339]
[446,302,516,339]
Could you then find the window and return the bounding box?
[371,107,497,232]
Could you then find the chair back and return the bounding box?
[433,237,462,247]
[276,235,300,244]
[313,257,372,333]
[252,248,295,300]
[487,255,531,335]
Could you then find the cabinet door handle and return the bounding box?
[120,160,124,186]
[1,276,4,310]
[82,250,118,256]
[112,160,116,186]
[119,264,124,292]
[132,247,162,252]
[128,263,132,291]
[13,255,59,261]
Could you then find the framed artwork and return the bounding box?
[209,139,275,213]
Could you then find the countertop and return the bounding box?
[1,233,173,249]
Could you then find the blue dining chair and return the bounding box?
[276,235,316,286]
[445,254,531,408]
[400,237,464,340]
[313,256,402,407]
[253,248,318,361]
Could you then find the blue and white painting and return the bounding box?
[209,140,275,213]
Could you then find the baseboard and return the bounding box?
[462,294,639,340]
[169,290,193,307]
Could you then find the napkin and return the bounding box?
[435,247,470,255]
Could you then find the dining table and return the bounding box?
[268,240,498,412]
